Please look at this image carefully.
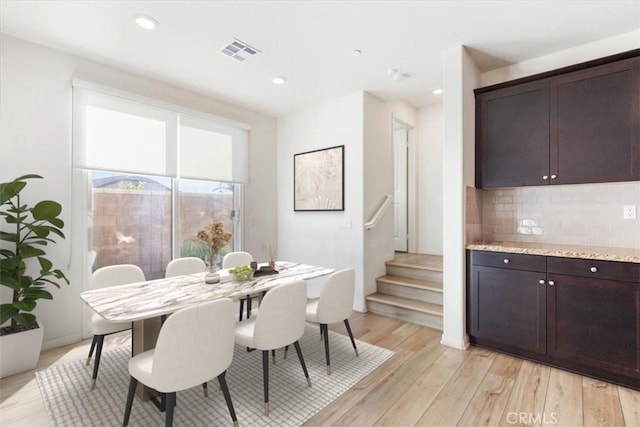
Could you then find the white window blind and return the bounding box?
[72,81,249,183]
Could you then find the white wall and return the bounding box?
[363,94,417,301]
[277,92,366,310]
[481,29,640,86]
[417,103,443,255]
[0,34,277,349]
[441,46,480,350]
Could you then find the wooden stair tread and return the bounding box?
[376,275,443,292]
[366,293,443,316]
[385,259,443,272]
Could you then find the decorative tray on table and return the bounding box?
[253,266,279,277]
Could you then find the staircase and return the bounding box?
[366,254,443,330]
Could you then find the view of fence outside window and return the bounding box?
[91,172,235,280]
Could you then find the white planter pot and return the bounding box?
[0,322,44,378]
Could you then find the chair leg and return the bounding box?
[90,335,105,390]
[344,319,359,356]
[218,371,239,427]
[122,376,138,426]
[262,350,270,416]
[239,298,245,321]
[272,349,276,364]
[202,381,208,398]
[247,296,253,319]
[321,324,331,375]
[165,392,176,427]
[86,335,98,365]
[283,345,289,360]
[293,341,312,387]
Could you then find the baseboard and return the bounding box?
[42,333,83,351]
[440,332,470,350]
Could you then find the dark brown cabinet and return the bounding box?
[475,51,640,188]
[468,251,547,354]
[467,250,640,390]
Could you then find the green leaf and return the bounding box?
[48,217,64,228]
[17,245,46,258]
[14,300,36,312]
[23,289,53,300]
[0,275,21,290]
[38,257,53,271]
[0,181,26,204]
[13,313,37,328]
[31,201,62,221]
[0,304,18,326]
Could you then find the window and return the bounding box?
[73,80,249,280]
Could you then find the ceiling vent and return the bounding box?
[219,38,261,62]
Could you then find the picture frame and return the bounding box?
[294,145,344,211]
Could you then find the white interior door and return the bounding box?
[394,125,408,252]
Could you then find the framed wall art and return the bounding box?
[294,145,344,211]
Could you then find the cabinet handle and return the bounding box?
[590,266,598,273]
[539,279,545,285]
[548,280,555,286]
[542,175,549,180]
[503,258,510,264]
[551,174,557,179]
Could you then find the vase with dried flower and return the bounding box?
[264,243,278,269]
[197,221,232,284]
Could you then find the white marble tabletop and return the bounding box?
[80,262,333,322]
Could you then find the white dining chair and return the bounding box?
[234,279,311,415]
[222,251,256,320]
[165,257,206,278]
[123,298,238,427]
[305,268,358,375]
[86,264,145,390]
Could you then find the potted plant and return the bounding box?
[0,174,69,378]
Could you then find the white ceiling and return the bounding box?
[1,1,639,117]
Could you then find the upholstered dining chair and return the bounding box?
[234,279,311,416]
[86,264,145,390]
[305,268,358,375]
[123,298,238,427]
[165,257,206,278]
[222,251,256,320]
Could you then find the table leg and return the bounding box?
[132,317,162,400]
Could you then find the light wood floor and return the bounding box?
[1,312,638,426]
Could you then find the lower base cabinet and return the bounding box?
[467,250,640,390]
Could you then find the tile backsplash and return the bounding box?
[468,182,640,249]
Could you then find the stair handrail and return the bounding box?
[364,194,392,230]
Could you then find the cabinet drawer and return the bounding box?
[547,257,640,283]
[470,251,546,272]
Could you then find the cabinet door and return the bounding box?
[469,266,547,354]
[547,274,640,379]
[551,57,640,184]
[476,80,550,188]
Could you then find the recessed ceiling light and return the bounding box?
[272,76,287,85]
[134,14,159,30]
[351,49,362,56]
[433,88,444,95]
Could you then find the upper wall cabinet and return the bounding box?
[475,51,640,188]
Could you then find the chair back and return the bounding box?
[316,269,355,324]
[253,280,306,350]
[165,257,206,278]
[151,298,235,392]
[90,264,145,290]
[222,251,253,269]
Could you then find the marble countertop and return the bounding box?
[81,262,334,322]
[466,241,640,263]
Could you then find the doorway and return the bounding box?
[393,119,414,252]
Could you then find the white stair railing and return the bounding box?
[364,194,392,230]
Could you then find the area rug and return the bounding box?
[36,325,394,426]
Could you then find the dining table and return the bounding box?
[80,261,334,400]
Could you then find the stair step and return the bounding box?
[366,293,443,316]
[376,275,443,292]
[385,264,443,282]
[366,293,443,330]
